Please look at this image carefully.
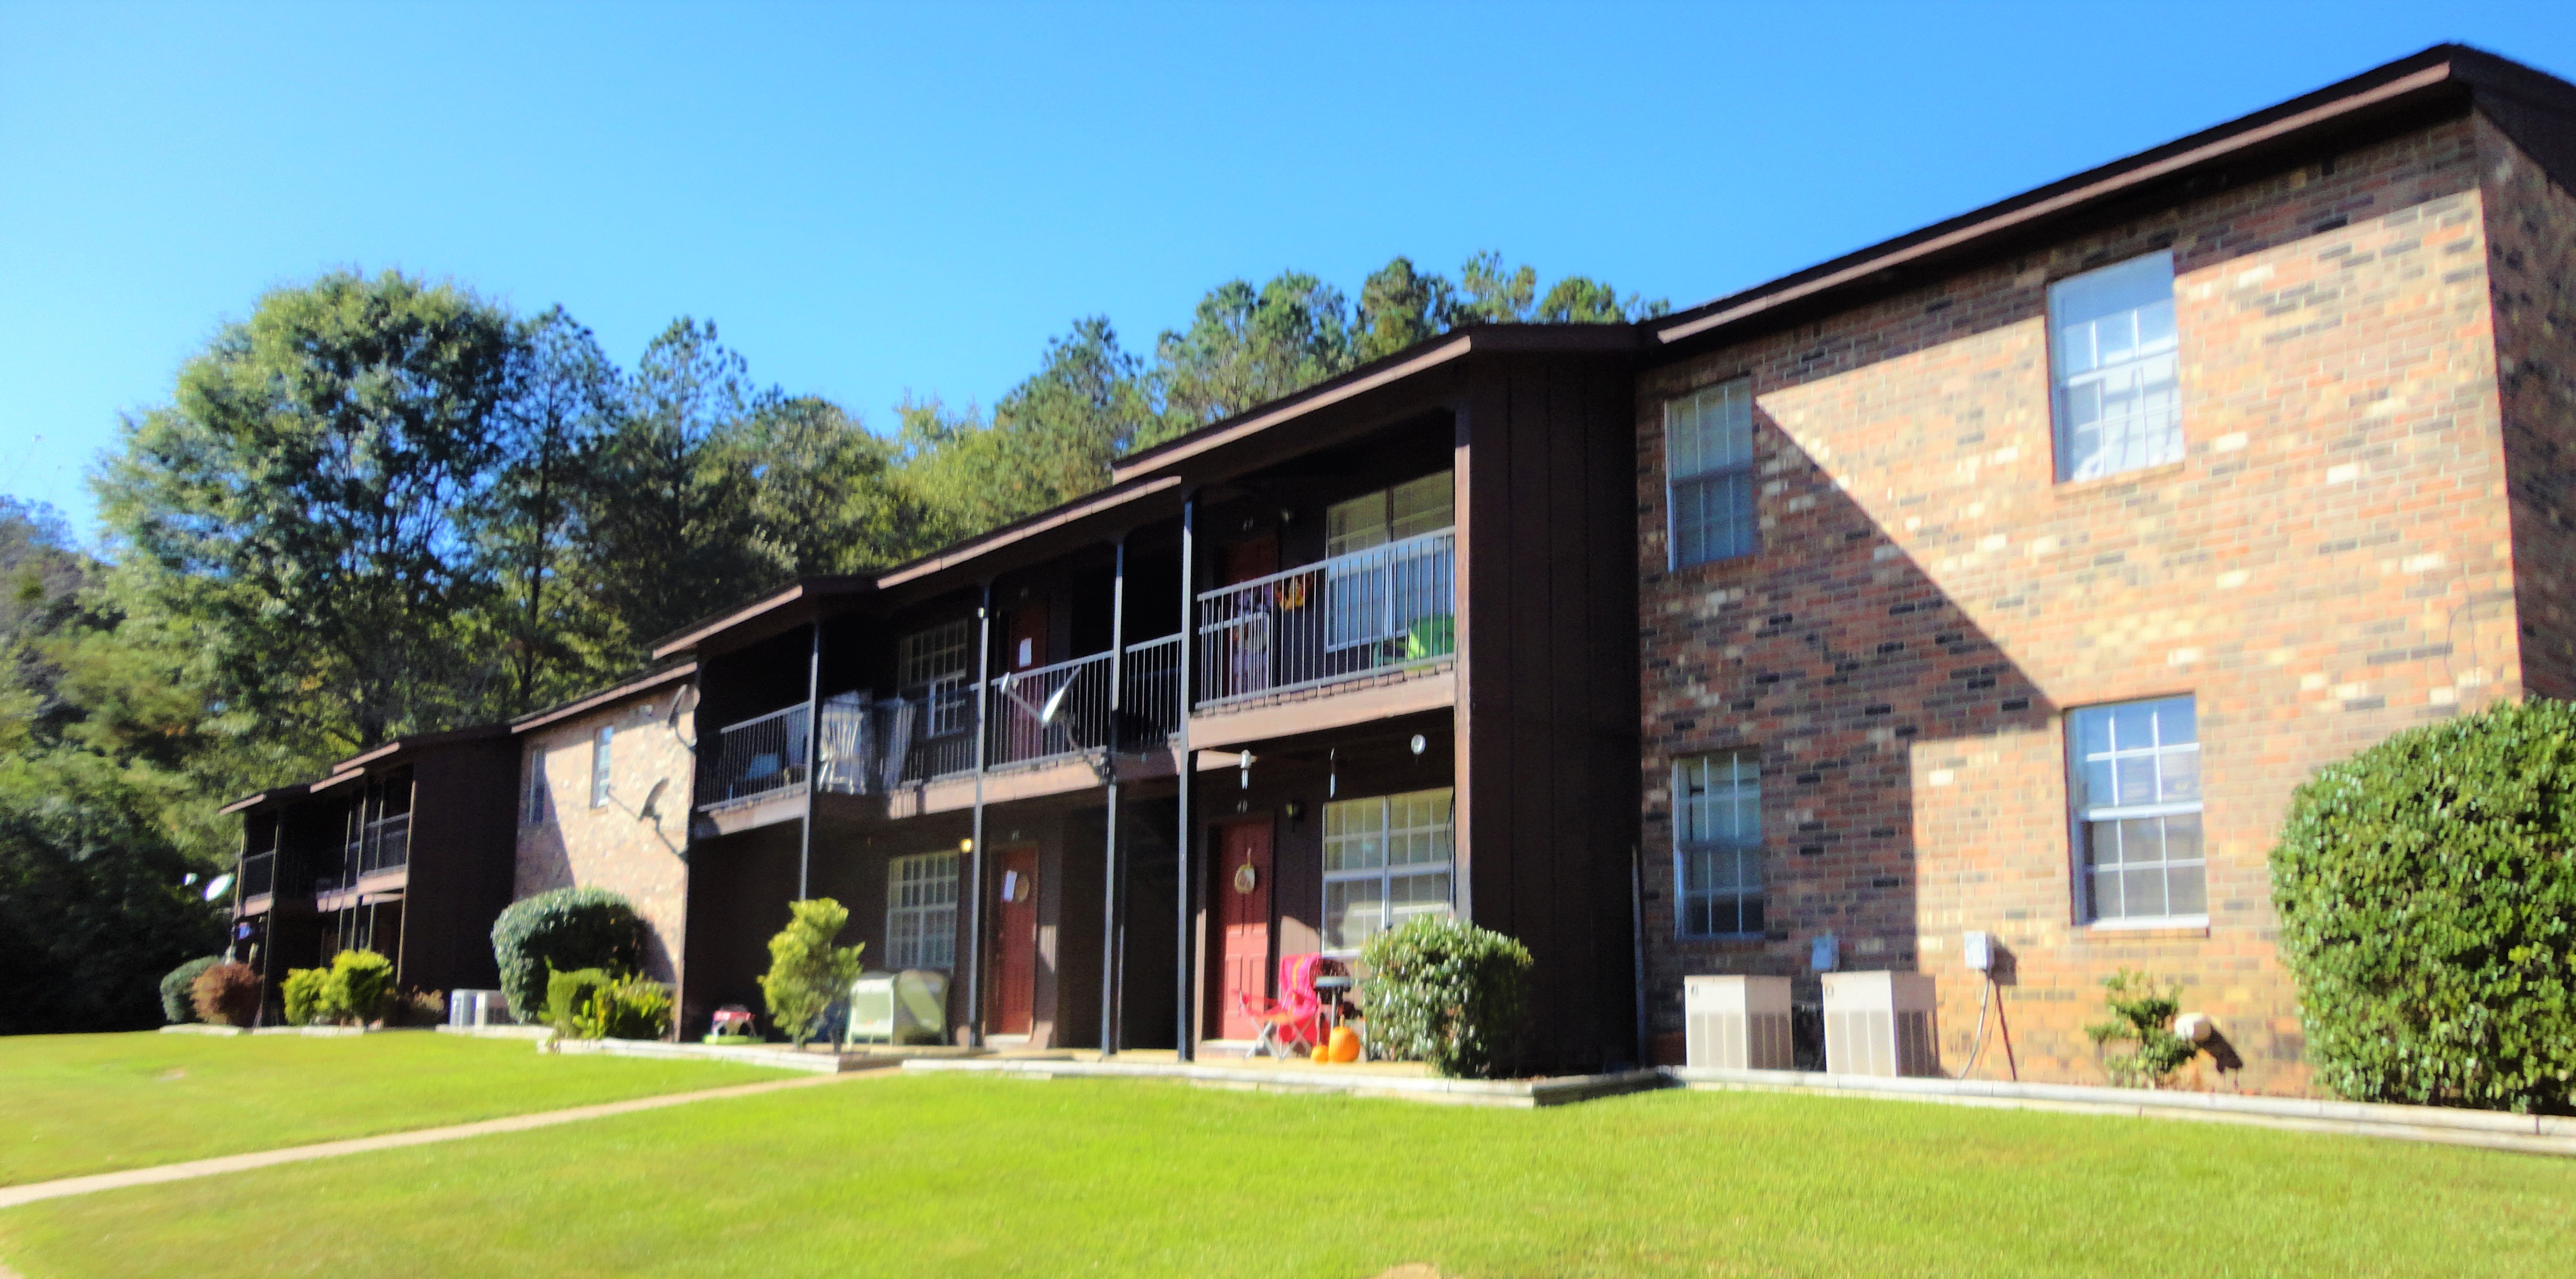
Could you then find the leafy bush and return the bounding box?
[545,967,615,1038]
[190,961,262,1026]
[281,966,330,1026]
[759,898,864,1048]
[491,888,643,1022]
[330,949,394,1025]
[2084,969,2199,1088]
[544,967,672,1040]
[1357,917,1533,1079]
[159,955,221,1023]
[2272,697,2576,1114]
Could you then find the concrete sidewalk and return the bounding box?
[0,1068,885,1212]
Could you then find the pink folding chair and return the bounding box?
[1242,953,1326,1059]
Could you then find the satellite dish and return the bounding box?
[1038,679,1075,728]
[667,684,700,745]
[202,873,235,902]
[638,778,669,822]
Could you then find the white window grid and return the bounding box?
[1666,378,1758,567]
[522,749,548,826]
[886,851,960,970]
[1321,787,1455,953]
[2051,250,2183,482]
[589,727,613,809]
[1325,473,1456,651]
[1675,749,1764,938]
[898,620,974,738]
[2068,695,2205,923]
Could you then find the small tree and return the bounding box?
[190,961,262,1026]
[759,898,864,1049]
[2085,969,2199,1088]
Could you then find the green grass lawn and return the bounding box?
[3,1074,2570,1279]
[0,1032,791,1186]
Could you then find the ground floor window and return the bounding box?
[1322,787,1455,952]
[887,851,960,969]
[1675,749,1763,937]
[2068,695,2204,922]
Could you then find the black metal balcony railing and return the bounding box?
[240,851,274,898]
[697,702,813,808]
[359,813,409,876]
[1194,528,1456,706]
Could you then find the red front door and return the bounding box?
[990,845,1039,1035]
[1214,817,1274,1041]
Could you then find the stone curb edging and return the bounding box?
[246,1026,429,1038]
[0,1072,867,1212]
[545,1037,924,1074]
[154,1025,247,1037]
[432,1024,554,1041]
[901,1058,1670,1109]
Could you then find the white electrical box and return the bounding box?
[447,989,512,1027]
[1962,930,1993,973]
[1682,975,1794,1070]
[847,969,950,1045]
[1821,970,1939,1077]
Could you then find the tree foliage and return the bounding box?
[2272,698,2576,1114]
[759,897,865,1048]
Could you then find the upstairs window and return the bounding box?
[522,749,548,826]
[887,850,960,969]
[590,727,613,808]
[2051,251,2182,481]
[2068,696,2205,923]
[1666,378,1757,567]
[1674,749,1764,937]
[898,619,974,737]
[1325,471,1454,556]
[1324,472,1456,654]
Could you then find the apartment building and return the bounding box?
[224,45,2576,1087]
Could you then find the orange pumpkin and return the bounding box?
[1328,1025,1361,1063]
[1310,1043,1332,1063]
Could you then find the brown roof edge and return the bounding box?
[512,662,699,734]
[646,575,873,661]
[218,783,312,816]
[1109,324,1639,483]
[873,474,1183,589]
[1649,44,2489,350]
[326,722,513,773]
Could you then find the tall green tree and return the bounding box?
[736,394,925,576]
[1150,273,1358,442]
[96,269,522,754]
[481,307,624,709]
[903,318,1156,539]
[1357,256,1455,363]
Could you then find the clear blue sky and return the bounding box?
[6,3,2571,538]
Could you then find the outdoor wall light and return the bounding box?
[1283,800,1306,823]
[1409,734,1427,757]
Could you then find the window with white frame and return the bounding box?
[886,851,960,969]
[589,727,613,808]
[2051,250,2182,481]
[1324,472,1455,653]
[1666,378,1758,567]
[2068,696,2204,922]
[1675,749,1764,937]
[522,749,548,825]
[1322,787,1455,952]
[898,619,974,737]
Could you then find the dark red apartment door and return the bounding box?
[989,845,1039,1036]
[1214,817,1273,1041]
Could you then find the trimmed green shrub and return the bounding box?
[545,967,615,1038]
[759,898,865,1048]
[281,966,330,1026]
[491,888,643,1022]
[159,956,221,1023]
[1357,917,1533,1079]
[2085,969,2199,1088]
[190,961,262,1026]
[330,949,394,1025]
[594,973,673,1040]
[2272,697,2576,1113]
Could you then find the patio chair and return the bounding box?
[1240,953,1339,1060]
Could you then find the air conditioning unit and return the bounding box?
[1683,975,1794,1070]
[1821,970,1938,1077]
[848,969,950,1045]
[447,989,512,1027]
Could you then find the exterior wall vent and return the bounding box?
[1683,974,1794,1070]
[1821,970,1939,1077]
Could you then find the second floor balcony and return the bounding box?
[1195,527,1455,707]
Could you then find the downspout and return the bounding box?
[798,617,822,900]
[1631,842,1650,1069]
[963,582,995,1047]
[1174,495,1197,1062]
[1100,534,1126,1055]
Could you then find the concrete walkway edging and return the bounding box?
[903,1058,1670,1109]
[0,1071,869,1212]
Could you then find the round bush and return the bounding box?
[491,887,642,1021]
[190,961,263,1026]
[1356,916,1533,1079]
[159,956,221,1024]
[2272,697,2576,1113]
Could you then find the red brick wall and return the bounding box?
[513,692,696,987]
[1635,115,2525,1093]
[2482,117,2576,702]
